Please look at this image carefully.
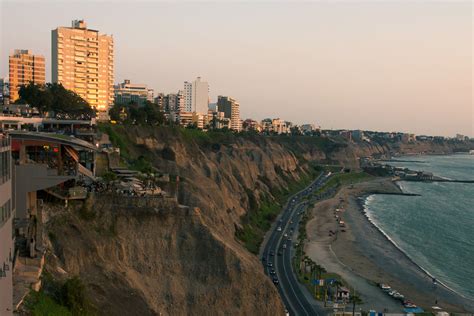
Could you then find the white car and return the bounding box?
[380,284,391,291]
[277,227,282,232]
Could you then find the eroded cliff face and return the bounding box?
[42,127,472,315]
[45,199,282,316]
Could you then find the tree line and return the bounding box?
[109,102,165,125]
[17,82,95,119]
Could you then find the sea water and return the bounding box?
[365,154,474,299]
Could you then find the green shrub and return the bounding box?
[25,291,72,316]
[60,277,93,315]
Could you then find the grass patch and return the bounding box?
[24,275,94,316]
[179,127,239,147]
[25,291,72,316]
[236,168,319,254]
[236,196,281,254]
[313,171,373,196]
[97,123,132,160]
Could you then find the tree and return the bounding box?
[290,126,302,136]
[109,103,127,122]
[128,103,146,125]
[48,83,94,119]
[17,82,53,113]
[143,101,164,125]
[17,82,95,119]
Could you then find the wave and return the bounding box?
[360,194,473,301]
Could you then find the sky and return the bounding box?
[1,0,472,137]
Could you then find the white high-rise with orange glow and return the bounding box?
[52,20,114,113]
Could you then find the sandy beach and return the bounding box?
[304,177,474,313]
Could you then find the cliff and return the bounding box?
[40,126,473,315]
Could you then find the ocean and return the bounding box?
[364,154,474,300]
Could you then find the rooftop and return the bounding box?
[8,131,97,151]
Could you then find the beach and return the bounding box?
[304,177,474,313]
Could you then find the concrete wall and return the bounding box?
[0,177,12,316]
[14,164,73,219]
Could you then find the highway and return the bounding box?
[261,173,330,316]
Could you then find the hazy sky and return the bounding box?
[1,1,472,137]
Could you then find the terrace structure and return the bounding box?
[0,115,96,143]
[10,131,95,248]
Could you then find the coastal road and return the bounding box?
[261,173,330,316]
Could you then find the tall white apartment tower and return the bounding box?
[192,77,209,114]
[182,77,209,114]
[52,20,114,113]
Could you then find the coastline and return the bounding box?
[304,177,474,312]
[358,192,471,302]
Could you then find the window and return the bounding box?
[0,150,11,185]
[0,200,11,228]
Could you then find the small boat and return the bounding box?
[469,150,474,155]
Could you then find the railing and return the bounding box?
[0,136,10,148]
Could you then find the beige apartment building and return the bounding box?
[8,50,45,103]
[52,20,114,113]
[217,96,241,131]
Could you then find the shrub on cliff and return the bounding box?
[60,277,94,315]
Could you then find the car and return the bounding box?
[269,250,275,256]
[282,244,287,249]
[267,262,273,267]
[404,303,417,308]
[284,233,288,238]
[393,292,404,300]
[379,284,391,291]
[290,220,293,224]
[277,227,282,232]
[270,269,276,275]
[273,278,279,285]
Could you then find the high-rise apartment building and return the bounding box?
[52,20,114,113]
[182,77,209,114]
[8,50,45,103]
[114,79,154,106]
[164,92,184,113]
[217,96,241,131]
[192,77,209,114]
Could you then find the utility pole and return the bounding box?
[352,287,356,316]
